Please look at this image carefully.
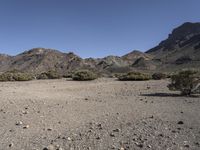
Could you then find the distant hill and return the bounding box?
[0,22,200,74]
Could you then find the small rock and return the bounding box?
[16,121,23,126]
[194,142,200,146]
[9,143,14,147]
[172,130,176,133]
[9,129,14,132]
[184,144,190,148]
[135,142,143,148]
[149,115,154,119]
[111,145,116,149]
[47,145,55,150]
[147,145,151,148]
[47,128,53,131]
[177,121,184,125]
[67,137,71,141]
[96,136,100,140]
[22,110,28,114]
[113,128,120,132]
[23,125,29,129]
[158,133,164,137]
[97,124,103,129]
[110,133,115,137]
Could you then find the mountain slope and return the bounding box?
[145,22,200,71]
[1,48,85,74]
[146,22,200,64]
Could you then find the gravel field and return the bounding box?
[0,78,199,150]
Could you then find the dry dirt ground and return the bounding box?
[0,78,199,150]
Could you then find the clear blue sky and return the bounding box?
[0,0,200,58]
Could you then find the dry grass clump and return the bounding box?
[168,70,200,95]
[72,70,97,81]
[118,72,151,81]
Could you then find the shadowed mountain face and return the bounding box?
[146,22,200,70]
[0,22,200,74]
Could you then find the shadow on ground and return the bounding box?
[141,93,200,98]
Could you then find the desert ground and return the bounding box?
[0,78,199,150]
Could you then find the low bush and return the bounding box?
[118,72,151,81]
[72,70,97,81]
[0,72,34,82]
[37,70,61,80]
[152,72,167,80]
[62,72,73,78]
[168,70,200,95]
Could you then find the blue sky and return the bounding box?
[0,0,200,58]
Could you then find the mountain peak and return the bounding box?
[170,22,200,40]
[147,22,200,54]
[122,50,152,63]
[21,48,63,56]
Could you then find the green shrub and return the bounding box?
[152,73,167,80]
[0,72,13,81]
[72,70,97,81]
[168,70,200,95]
[118,72,151,81]
[0,72,34,82]
[13,73,34,81]
[37,70,61,80]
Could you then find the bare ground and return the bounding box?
[0,78,199,150]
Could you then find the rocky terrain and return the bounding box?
[0,22,200,149]
[0,22,200,75]
[0,78,199,149]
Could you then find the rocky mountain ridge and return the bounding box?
[0,22,200,74]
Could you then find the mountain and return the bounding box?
[0,22,200,74]
[146,22,200,71]
[0,48,150,74]
[0,48,85,74]
[122,50,152,64]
